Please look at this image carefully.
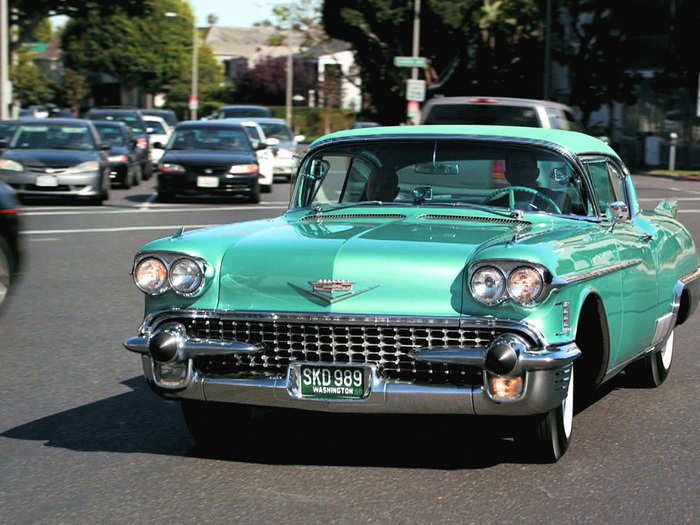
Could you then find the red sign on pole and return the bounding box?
[188,96,199,110]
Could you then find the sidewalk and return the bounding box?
[632,170,700,182]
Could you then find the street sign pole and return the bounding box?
[0,0,8,120]
[408,0,421,124]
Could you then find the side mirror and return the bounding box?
[294,134,306,143]
[265,137,280,146]
[99,143,111,151]
[607,201,629,232]
[153,142,164,150]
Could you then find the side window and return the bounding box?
[607,163,627,205]
[586,159,620,215]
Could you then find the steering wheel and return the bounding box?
[484,186,561,214]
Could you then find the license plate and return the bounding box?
[36,174,58,187]
[299,365,366,399]
[197,176,219,188]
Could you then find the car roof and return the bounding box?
[16,118,94,126]
[245,117,287,124]
[87,108,143,115]
[220,105,268,110]
[422,96,574,112]
[92,120,128,127]
[142,115,167,123]
[310,125,618,158]
[175,120,246,129]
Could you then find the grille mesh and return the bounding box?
[167,316,515,387]
[419,214,530,226]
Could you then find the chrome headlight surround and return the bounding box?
[469,260,552,307]
[132,252,208,297]
[469,265,506,306]
[168,257,205,296]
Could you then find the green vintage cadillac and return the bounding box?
[124,125,700,461]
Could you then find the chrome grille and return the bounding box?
[169,316,514,387]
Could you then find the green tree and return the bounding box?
[60,68,89,115]
[10,49,56,106]
[61,0,194,98]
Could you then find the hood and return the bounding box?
[216,216,522,316]
[3,149,99,168]
[162,150,256,167]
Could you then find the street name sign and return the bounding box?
[394,56,428,68]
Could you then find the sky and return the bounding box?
[191,0,272,27]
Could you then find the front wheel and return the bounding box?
[519,366,574,462]
[626,330,673,387]
[181,400,251,452]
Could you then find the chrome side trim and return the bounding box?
[560,258,643,284]
[680,267,700,285]
[134,308,550,348]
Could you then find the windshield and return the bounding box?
[10,124,96,150]
[146,120,166,134]
[220,107,270,118]
[96,125,126,147]
[166,127,252,151]
[258,122,292,141]
[91,113,145,133]
[292,140,594,216]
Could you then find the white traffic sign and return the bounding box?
[188,96,199,110]
[406,79,426,102]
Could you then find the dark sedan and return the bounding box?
[93,120,141,188]
[156,121,264,203]
[0,120,18,153]
[85,108,152,180]
[0,180,20,311]
[0,119,110,204]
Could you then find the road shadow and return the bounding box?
[1,376,556,469]
[123,193,157,204]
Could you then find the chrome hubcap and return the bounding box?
[660,331,674,370]
[563,366,574,439]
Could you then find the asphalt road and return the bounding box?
[1,175,698,524]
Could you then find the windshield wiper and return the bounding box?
[424,201,525,220]
[306,200,411,216]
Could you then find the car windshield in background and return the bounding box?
[258,122,292,141]
[10,124,95,150]
[167,127,252,151]
[96,125,126,147]
[293,140,593,217]
[94,114,145,133]
[220,107,269,118]
[423,105,540,126]
[146,120,166,134]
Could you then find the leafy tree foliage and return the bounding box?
[10,49,56,106]
[59,68,89,115]
[61,0,194,94]
[234,57,317,106]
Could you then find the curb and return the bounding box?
[632,172,700,182]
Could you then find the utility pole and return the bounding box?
[0,0,8,120]
[285,4,293,129]
[543,0,552,99]
[191,16,199,120]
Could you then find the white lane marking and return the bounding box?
[679,209,700,213]
[21,224,221,235]
[638,197,700,202]
[28,237,60,242]
[19,205,287,216]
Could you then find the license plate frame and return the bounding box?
[36,174,59,187]
[197,176,219,188]
[296,364,370,400]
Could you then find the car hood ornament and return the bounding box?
[289,279,380,304]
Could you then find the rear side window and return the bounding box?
[423,104,540,126]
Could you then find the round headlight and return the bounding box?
[169,258,204,295]
[134,257,168,295]
[470,266,505,305]
[507,266,544,305]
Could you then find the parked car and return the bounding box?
[249,117,304,180]
[421,96,583,130]
[0,180,20,312]
[220,118,274,193]
[140,108,178,128]
[93,120,141,188]
[0,120,19,153]
[49,108,75,118]
[124,125,699,462]
[0,119,110,204]
[212,105,271,119]
[142,115,172,168]
[85,108,152,180]
[155,120,265,203]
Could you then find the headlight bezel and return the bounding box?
[132,252,207,297]
[469,265,506,306]
[168,257,205,296]
[0,159,24,171]
[469,260,552,307]
[133,256,169,296]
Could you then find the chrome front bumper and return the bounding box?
[124,310,580,416]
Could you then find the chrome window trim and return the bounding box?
[294,134,601,218]
[559,258,643,284]
[136,308,551,349]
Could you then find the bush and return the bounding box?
[268,106,356,139]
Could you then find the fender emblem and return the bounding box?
[288,279,380,305]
